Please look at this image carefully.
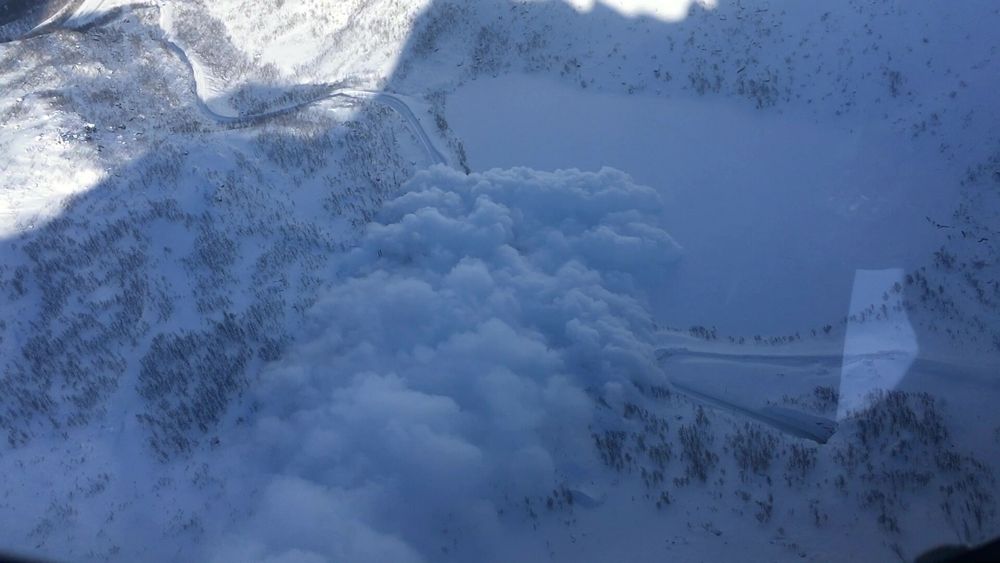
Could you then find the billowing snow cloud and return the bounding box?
[212,166,680,561]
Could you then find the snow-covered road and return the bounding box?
[657,344,1000,443]
[20,0,451,167]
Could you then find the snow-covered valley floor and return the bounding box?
[448,74,958,333]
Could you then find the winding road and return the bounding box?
[17,0,451,167]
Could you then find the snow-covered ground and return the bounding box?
[0,0,999,562]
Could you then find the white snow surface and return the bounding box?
[1,0,999,562]
[0,100,105,236]
[565,0,718,21]
[63,0,131,28]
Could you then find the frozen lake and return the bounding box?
[447,74,957,334]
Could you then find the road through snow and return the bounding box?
[20,0,451,167]
[657,345,1000,443]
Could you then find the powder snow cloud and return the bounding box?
[211,166,681,562]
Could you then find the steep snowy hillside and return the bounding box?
[0,0,998,562]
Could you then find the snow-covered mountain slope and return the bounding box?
[0,1,998,562]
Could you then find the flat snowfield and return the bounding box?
[448,74,956,333]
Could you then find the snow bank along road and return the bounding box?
[15,0,450,167]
